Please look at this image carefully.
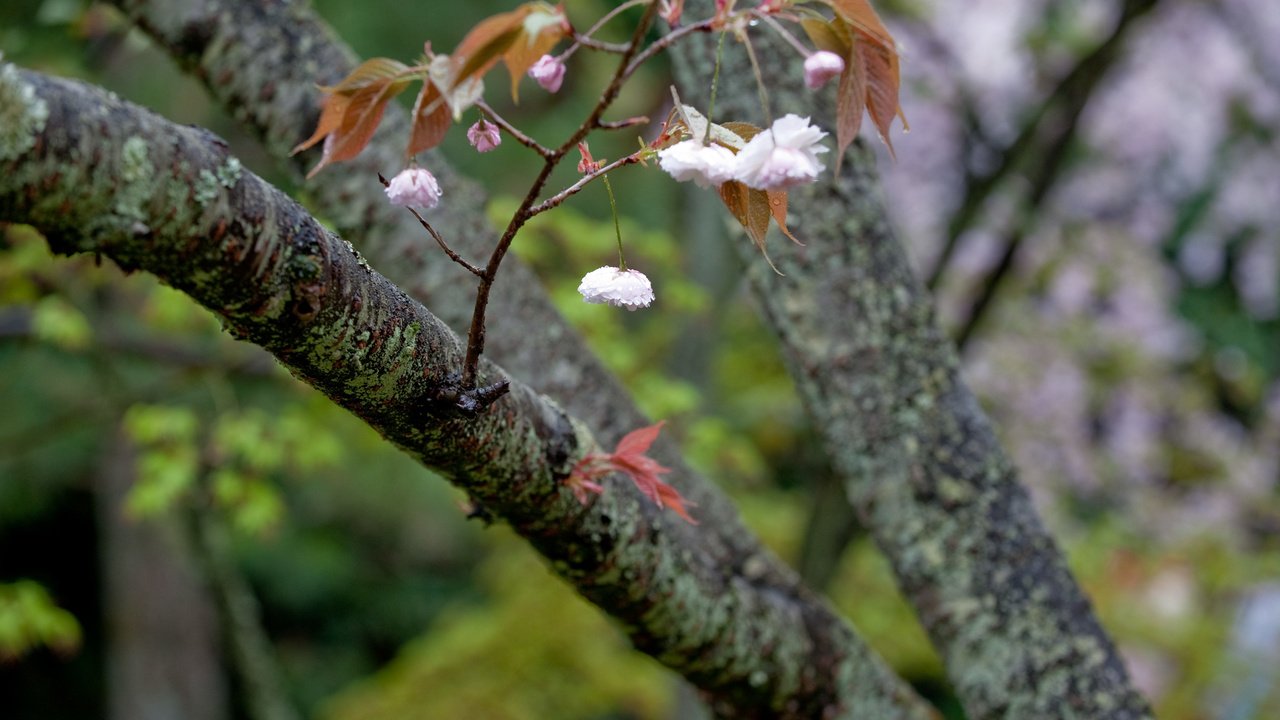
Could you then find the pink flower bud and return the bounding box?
[804,50,845,90]
[466,118,501,153]
[578,266,655,310]
[385,167,442,210]
[528,54,566,93]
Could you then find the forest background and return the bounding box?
[1,0,1278,718]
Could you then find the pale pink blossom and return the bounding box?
[466,118,501,152]
[804,51,845,89]
[733,114,828,190]
[528,54,566,93]
[657,139,738,188]
[577,266,655,310]
[385,167,442,209]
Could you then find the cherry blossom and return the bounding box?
[527,54,566,93]
[657,139,738,188]
[577,266,655,310]
[384,167,442,209]
[466,118,501,152]
[734,114,828,190]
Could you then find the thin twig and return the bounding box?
[564,0,649,59]
[408,207,485,277]
[379,173,484,277]
[529,154,645,217]
[476,99,553,157]
[624,18,715,77]
[459,1,662,388]
[596,116,650,131]
[572,35,631,54]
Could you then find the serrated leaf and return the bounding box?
[407,81,451,155]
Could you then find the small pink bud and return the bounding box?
[804,50,845,90]
[528,54,566,93]
[385,167,443,210]
[467,118,501,153]
[659,0,684,25]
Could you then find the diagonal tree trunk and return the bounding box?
[672,3,1154,717]
[0,63,936,720]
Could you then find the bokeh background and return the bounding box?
[2,0,1278,718]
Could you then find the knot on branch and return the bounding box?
[425,372,510,417]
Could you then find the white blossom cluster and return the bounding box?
[656,114,829,192]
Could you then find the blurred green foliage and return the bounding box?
[0,581,82,661]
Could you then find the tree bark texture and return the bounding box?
[673,5,1154,718]
[0,62,937,720]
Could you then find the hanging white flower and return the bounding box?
[657,139,738,188]
[577,266,655,310]
[385,167,443,209]
[733,114,829,191]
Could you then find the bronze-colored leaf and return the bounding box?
[800,17,849,56]
[307,77,410,177]
[293,58,410,160]
[406,81,451,156]
[859,28,902,155]
[291,93,350,155]
[503,9,567,102]
[320,58,412,94]
[718,181,782,272]
[452,7,532,88]
[824,0,894,45]
[834,31,867,174]
[766,190,802,245]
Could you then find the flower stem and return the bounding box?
[703,30,727,145]
[741,34,773,127]
[603,173,626,270]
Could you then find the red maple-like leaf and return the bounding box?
[565,421,696,523]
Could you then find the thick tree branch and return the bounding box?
[0,64,938,720]
[673,6,1154,718]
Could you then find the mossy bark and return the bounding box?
[0,64,938,720]
[673,5,1153,718]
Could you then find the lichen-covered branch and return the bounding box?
[0,64,938,720]
[672,6,1155,719]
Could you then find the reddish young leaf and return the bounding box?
[292,92,350,155]
[406,81,451,156]
[860,29,904,155]
[564,421,696,523]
